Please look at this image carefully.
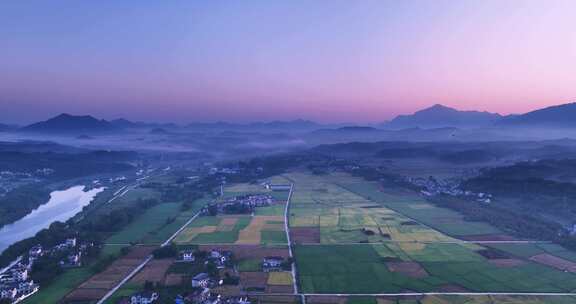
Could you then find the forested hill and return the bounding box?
[0,150,136,180]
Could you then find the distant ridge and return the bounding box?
[20,113,118,134]
[337,126,378,132]
[384,104,502,129]
[498,102,576,127]
[187,119,326,132]
[110,118,178,130]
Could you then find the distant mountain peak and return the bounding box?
[498,102,576,127]
[20,113,118,134]
[384,104,501,129]
[429,103,451,109]
[418,104,458,113]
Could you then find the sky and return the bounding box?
[1,0,575,124]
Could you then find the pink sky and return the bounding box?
[1,1,575,123]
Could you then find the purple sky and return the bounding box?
[1,1,575,124]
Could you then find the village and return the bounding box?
[0,237,92,303]
[200,194,274,216]
[406,176,493,204]
[120,247,290,304]
[117,185,292,304]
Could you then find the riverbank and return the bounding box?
[0,186,104,254]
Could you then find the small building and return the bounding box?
[0,286,17,299]
[28,245,43,258]
[10,267,28,282]
[208,249,232,268]
[60,252,82,268]
[130,291,159,304]
[192,273,212,288]
[223,296,251,304]
[262,256,284,272]
[179,250,195,262]
[66,238,77,248]
[15,280,38,296]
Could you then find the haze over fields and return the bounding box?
[1,1,576,304]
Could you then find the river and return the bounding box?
[0,185,104,253]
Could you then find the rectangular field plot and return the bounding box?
[332,175,501,237]
[105,201,202,245]
[285,172,457,244]
[174,215,287,245]
[295,243,576,294]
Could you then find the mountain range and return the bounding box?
[381,102,576,129]
[7,101,576,135]
[498,102,576,127]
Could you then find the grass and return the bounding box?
[261,231,288,244]
[102,283,142,304]
[106,202,183,244]
[255,204,285,216]
[238,258,262,272]
[347,297,377,304]
[23,267,95,304]
[295,244,419,293]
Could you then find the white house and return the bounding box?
[192,273,211,288]
[130,291,159,304]
[179,250,195,262]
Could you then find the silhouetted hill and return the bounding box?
[249,119,320,130]
[337,126,378,132]
[384,104,502,129]
[149,128,169,135]
[110,118,178,130]
[498,102,576,127]
[187,119,327,132]
[20,114,118,134]
[110,118,139,129]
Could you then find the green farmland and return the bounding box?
[286,172,576,295]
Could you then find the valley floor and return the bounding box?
[43,170,576,304]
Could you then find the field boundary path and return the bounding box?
[297,240,551,245]
[251,292,576,297]
[283,183,305,303]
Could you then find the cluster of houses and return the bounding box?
[184,249,248,304]
[208,167,239,175]
[407,176,493,204]
[201,194,273,216]
[0,169,54,196]
[125,248,250,304]
[0,237,89,303]
[123,250,291,304]
[262,256,285,272]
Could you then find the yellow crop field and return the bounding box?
[267,272,293,285]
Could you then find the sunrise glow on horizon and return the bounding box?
[1,0,575,124]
